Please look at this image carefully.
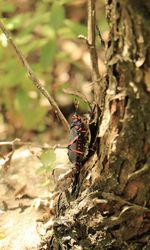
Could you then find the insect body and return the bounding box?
[67,113,88,166]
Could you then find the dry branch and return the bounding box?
[63,88,93,110]
[0,20,69,131]
[87,0,101,104]
[0,138,67,149]
[78,0,101,105]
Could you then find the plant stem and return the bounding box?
[0,138,67,149]
[87,0,101,104]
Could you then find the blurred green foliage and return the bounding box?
[0,0,107,138]
[36,148,56,186]
[37,149,56,174]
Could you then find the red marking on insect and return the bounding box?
[69,149,84,154]
[69,135,79,145]
[74,125,80,129]
[67,113,88,166]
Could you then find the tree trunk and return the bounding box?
[41,0,150,249]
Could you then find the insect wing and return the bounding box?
[68,125,80,165]
[68,114,88,166]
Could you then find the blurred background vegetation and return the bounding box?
[0,0,108,143]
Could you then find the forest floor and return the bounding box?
[0,145,68,250]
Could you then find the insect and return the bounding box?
[67,113,89,166]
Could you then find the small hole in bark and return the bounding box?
[112,64,120,81]
[116,16,120,32]
[108,0,112,4]
[116,2,120,10]
[114,39,119,52]
[108,40,111,48]
[111,224,120,230]
[88,227,95,235]
[102,155,108,167]
[145,50,150,67]
[124,96,129,107]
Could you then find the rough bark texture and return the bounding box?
[41,0,150,249]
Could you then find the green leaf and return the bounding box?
[15,89,29,113]
[20,13,50,35]
[64,19,87,37]
[41,179,51,187]
[40,150,56,167]
[0,59,26,88]
[6,13,30,30]
[0,1,16,12]
[22,39,45,54]
[14,89,47,129]
[40,38,57,66]
[26,105,47,130]
[50,3,65,30]
[97,16,109,32]
[54,0,73,4]
[36,166,47,175]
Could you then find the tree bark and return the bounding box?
[41,0,150,249]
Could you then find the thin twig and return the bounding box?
[62,88,93,111]
[127,163,150,181]
[87,0,101,104]
[0,20,69,132]
[96,24,105,47]
[0,138,67,149]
